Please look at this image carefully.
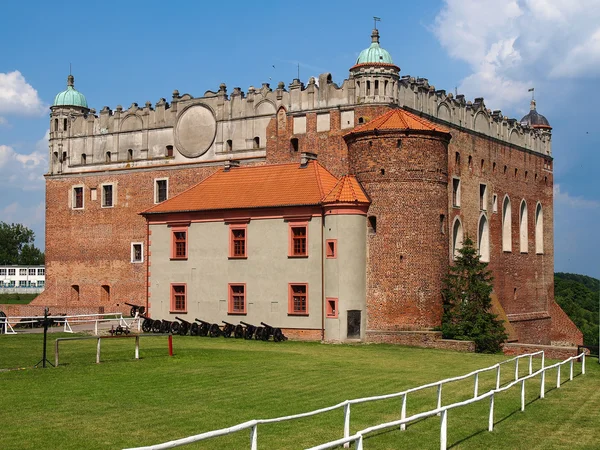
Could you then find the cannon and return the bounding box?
[189,322,199,336]
[160,320,175,334]
[124,302,146,318]
[140,315,153,333]
[221,321,236,338]
[109,324,130,336]
[175,317,192,336]
[234,323,244,339]
[152,319,162,333]
[195,319,212,337]
[240,321,256,340]
[261,322,287,342]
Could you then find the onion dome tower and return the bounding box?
[520,99,551,130]
[49,74,90,174]
[350,28,400,104]
[345,109,452,332]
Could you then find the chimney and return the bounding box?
[224,159,240,171]
[300,152,317,168]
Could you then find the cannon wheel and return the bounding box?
[199,323,209,337]
[170,321,180,334]
[142,318,152,333]
[273,328,284,342]
[138,306,146,316]
[0,311,6,334]
[179,323,189,336]
[222,325,234,338]
[160,321,171,334]
[129,307,137,318]
[261,328,272,341]
[115,326,124,335]
[190,322,199,336]
[209,323,221,338]
[234,325,244,339]
[152,320,162,333]
[254,327,264,340]
[244,326,255,340]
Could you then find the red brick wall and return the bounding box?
[549,299,583,346]
[445,128,561,344]
[347,131,450,331]
[35,165,221,312]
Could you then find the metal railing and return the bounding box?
[1,312,140,335]
[123,351,559,450]
[309,352,585,450]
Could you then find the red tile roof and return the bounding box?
[322,175,370,204]
[348,108,449,135]
[142,161,346,214]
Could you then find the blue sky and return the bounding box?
[0,0,598,278]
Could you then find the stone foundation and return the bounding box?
[366,330,475,352]
[503,342,581,360]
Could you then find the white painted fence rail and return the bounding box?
[308,352,585,450]
[123,351,561,450]
[1,312,140,335]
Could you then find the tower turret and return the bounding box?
[49,74,89,174]
[345,109,451,332]
[350,28,400,104]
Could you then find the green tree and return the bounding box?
[0,222,45,265]
[442,236,507,353]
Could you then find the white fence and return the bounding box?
[1,312,140,335]
[123,350,585,450]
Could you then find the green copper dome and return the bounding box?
[356,29,394,65]
[53,75,88,108]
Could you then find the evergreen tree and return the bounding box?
[442,236,507,353]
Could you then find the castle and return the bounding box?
[35,28,581,346]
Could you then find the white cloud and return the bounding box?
[554,184,600,209]
[0,136,47,191]
[433,0,600,111]
[0,71,47,116]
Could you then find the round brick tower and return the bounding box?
[345,109,452,332]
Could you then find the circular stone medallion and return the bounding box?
[174,104,216,158]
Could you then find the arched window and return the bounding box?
[478,214,490,262]
[54,118,58,131]
[452,218,464,260]
[127,149,133,161]
[253,137,260,149]
[535,203,544,254]
[106,151,111,163]
[226,140,232,152]
[81,153,86,165]
[502,196,512,252]
[520,200,528,253]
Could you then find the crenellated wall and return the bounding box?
[48,71,552,178]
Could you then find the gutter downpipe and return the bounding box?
[321,208,325,342]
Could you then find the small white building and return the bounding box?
[0,265,46,292]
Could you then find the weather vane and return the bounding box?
[374,16,381,29]
[528,87,535,100]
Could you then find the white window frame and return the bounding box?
[101,183,115,208]
[72,185,85,210]
[154,178,169,204]
[131,242,144,263]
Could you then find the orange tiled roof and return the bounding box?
[142,161,341,214]
[322,175,370,204]
[348,108,449,135]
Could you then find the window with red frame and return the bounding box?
[172,230,187,259]
[289,284,308,315]
[171,284,186,312]
[326,298,338,318]
[229,284,246,314]
[326,239,337,258]
[230,227,246,258]
[290,225,307,256]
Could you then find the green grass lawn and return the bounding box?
[0,333,597,450]
[0,293,38,305]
